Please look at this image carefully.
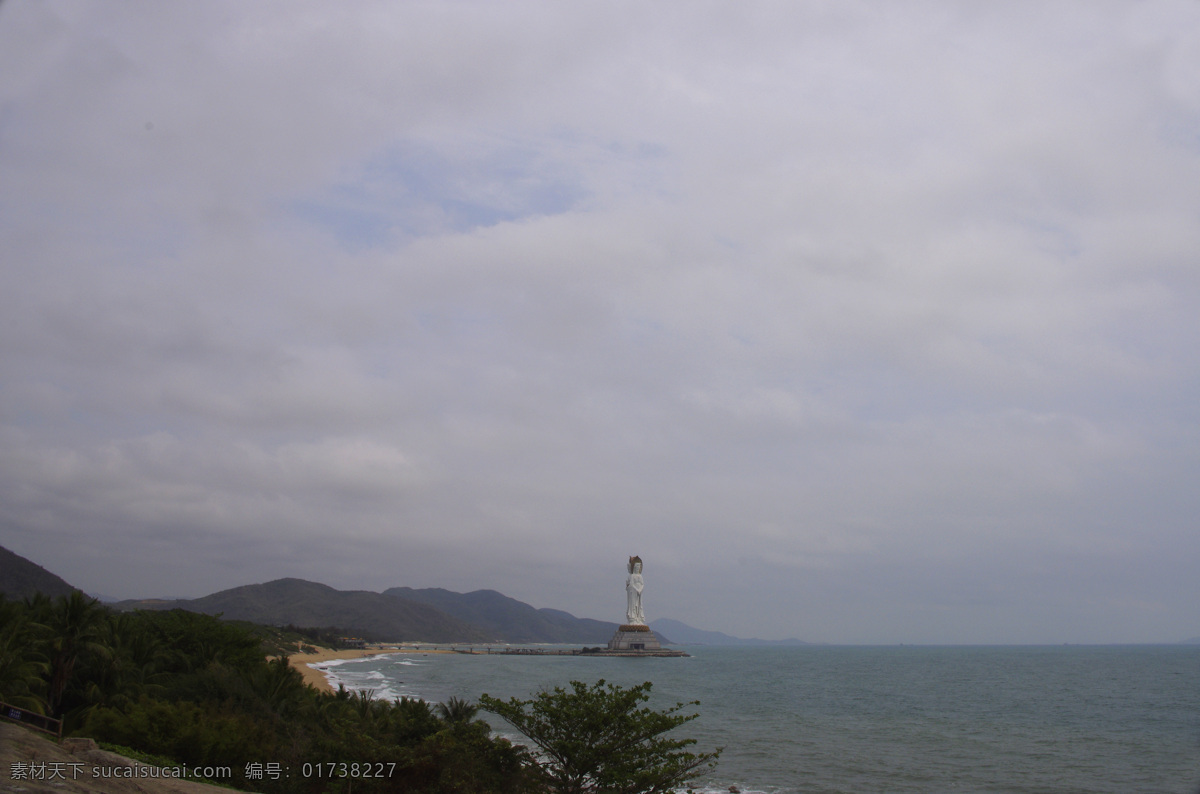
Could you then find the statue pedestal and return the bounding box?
[607,624,663,652]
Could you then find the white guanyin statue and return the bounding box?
[625,555,646,625]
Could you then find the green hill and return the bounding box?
[4,542,635,645]
[117,578,490,643]
[0,545,79,600]
[384,586,619,643]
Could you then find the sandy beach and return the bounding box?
[288,646,452,693]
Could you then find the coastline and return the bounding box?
[287,646,453,693]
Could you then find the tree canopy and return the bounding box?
[0,592,539,792]
[479,679,720,794]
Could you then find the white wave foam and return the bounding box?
[307,656,369,669]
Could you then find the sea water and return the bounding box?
[310,645,1200,793]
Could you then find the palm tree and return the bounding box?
[43,591,109,717]
[0,597,48,713]
[250,656,309,714]
[437,696,479,725]
[79,612,169,713]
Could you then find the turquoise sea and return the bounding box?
[311,645,1200,793]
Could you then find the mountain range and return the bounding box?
[116,578,494,643]
[2,544,764,645]
[0,545,77,600]
[0,544,624,643]
[10,545,1200,645]
[112,579,629,644]
[384,586,622,644]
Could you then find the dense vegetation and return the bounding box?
[1,591,719,793]
[0,591,539,792]
[480,680,720,794]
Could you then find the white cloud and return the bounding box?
[1,0,1198,641]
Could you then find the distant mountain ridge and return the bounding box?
[0,545,79,600]
[384,586,620,644]
[113,578,626,644]
[116,578,490,643]
[4,543,817,646]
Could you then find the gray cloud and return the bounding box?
[2,0,1198,643]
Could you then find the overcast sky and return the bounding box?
[2,1,1198,644]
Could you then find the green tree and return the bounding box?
[437,696,480,725]
[42,591,109,717]
[479,679,720,794]
[0,596,48,713]
[140,609,263,674]
[79,611,170,714]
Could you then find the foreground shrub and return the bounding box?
[480,679,721,794]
